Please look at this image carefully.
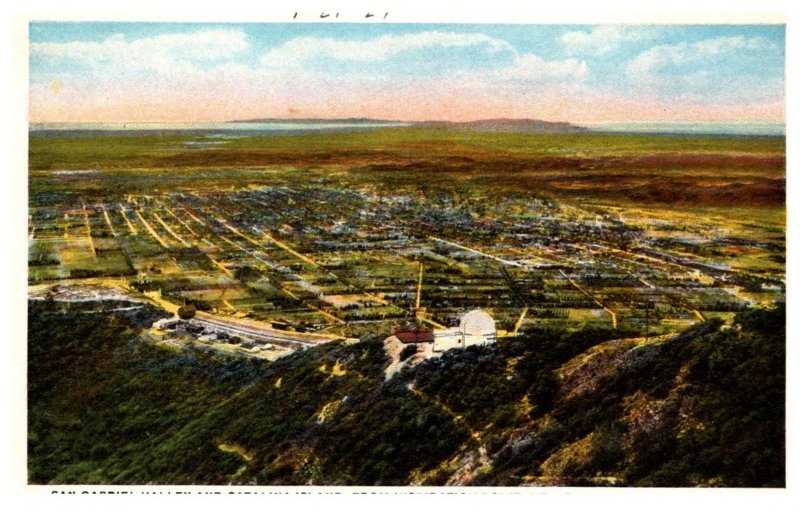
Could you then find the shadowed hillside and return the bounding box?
[28,300,784,486]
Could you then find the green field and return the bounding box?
[28,126,785,345]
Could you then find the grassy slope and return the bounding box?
[28,301,784,486]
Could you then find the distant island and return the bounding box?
[228,117,403,125]
[417,118,589,133]
[229,117,589,134]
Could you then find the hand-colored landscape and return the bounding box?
[27,22,785,487]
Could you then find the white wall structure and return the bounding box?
[433,309,497,352]
[432,327,463,352]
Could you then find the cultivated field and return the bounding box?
[28,127,785,341]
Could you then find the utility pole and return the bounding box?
[415,261,423,311]
[644,300,654,340]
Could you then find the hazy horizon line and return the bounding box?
[30,118,786,126]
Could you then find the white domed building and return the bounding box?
[433,309,497,352]
[459,309,497,345]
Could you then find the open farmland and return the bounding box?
[28,127,785,344]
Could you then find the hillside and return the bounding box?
[28,300,784,486]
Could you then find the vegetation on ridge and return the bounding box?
[28,300,784,486]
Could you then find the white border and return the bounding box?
[3,1,797,508]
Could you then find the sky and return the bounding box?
[28,23,785,123]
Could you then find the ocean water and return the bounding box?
[29,121,411,133]
[581,120,785,136]
[28,120,785,137]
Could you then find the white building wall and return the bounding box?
[434,330,497,351]
[432,309,498,352]
[464,333,496,347]
[433,328,463,352]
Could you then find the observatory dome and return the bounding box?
[459,309,496,337]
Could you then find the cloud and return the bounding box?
[693,35,775,54]
[505,54,588,81]
[560,26,657,55]
[31,29,249,72]
[257,31,588,96]
[30,25,594,123]
[625,36,775,79]
[29,26,782,123]
[620,35,783,111]
[260,31,516,68]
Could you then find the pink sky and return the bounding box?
[29,79,785,124]
[29,25,785,124]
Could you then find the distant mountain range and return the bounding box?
[230,117,589,134]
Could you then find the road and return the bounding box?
[428,236,535,270]
[559,269,617,329]
[192,312,342,348]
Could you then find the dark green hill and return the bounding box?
[28,300,784,486]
